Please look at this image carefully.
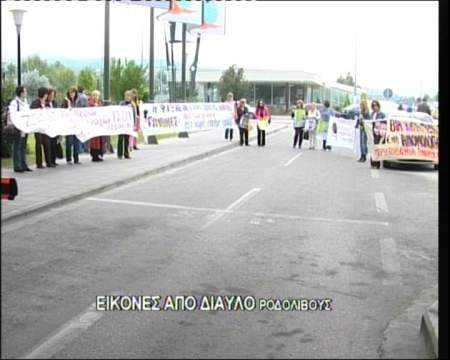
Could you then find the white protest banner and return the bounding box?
[11,106,136,142]
[140,102,234,136]
[76,106,136,142]
[327,116,357,149]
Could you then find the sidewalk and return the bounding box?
[1,120,288,224]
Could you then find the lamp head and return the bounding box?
[10,9,26,34]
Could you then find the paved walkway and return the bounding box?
[1,121,288,223]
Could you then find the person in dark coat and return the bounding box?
[369,100,386,169]
[236,98,250,146]
[30,87,53,168]
[118,90,132,159]
[417,97,431,115]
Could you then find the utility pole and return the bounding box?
[170,22,176,103]
[354,34,357,99]
[149,7,155,102]
[103,1,111,103]
[181,23,187,102]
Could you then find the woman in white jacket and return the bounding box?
[9,86,32,172]
[306,103,321,150]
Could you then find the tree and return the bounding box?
[110,58,148,104]
[22,70,51,103]
[337,72,355,86]
[218,65,251,101]
[5,63,17,82]
[77,68,97,93]
[1,80,16,105]
[47,63,77,102]
[23,55,50,76]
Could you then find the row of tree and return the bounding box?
[1,55,149,106]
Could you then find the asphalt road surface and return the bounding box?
[1,128,438,359]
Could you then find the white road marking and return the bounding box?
[87,197,389,226]
[379,238,401,285]
[371,169,380,179]
[374,192,389,213]
[201,188,261,230]
[284,153,302,167]
[23,302,103,359]
[400,249,432,261]
[22,289,126,359]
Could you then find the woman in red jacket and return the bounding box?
[88,90,105,162]
[255,99,270,147]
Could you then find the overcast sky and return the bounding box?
[1,0,438,97]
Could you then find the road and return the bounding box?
[1,127,438,359]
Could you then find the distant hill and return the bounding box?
[2,56,171,74]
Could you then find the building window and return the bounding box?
[255,84,271,105]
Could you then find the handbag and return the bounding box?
[2,100,21,140]
[303,130,309,140]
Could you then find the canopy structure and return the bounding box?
[113,0,170,10]
[190,0,226,35]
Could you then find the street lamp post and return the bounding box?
[11,9,26,87]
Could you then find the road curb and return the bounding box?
[379,285,437,359]
[1,125,287,225]
[420,301,438,358]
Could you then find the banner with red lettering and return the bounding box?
[364,112,438,163]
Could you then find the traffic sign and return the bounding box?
[383,88,393,99]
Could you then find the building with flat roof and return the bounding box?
[193,68,377,111]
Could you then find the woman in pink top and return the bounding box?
[255,99,270,147]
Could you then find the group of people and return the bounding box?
[224,93,336,151]
[290,100,333,151]
[8,85,142,173]
[223,92,392,170]
[397,97,432,115]
[225,93,271,147]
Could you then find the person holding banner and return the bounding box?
[255,100,270,147]
[129,89,141,151]
[31,87,53,169]
[291,100,306,149]
[305,103,320,150]
[9,86,32,173]
[355,99,370,162]
[88,90,105,162]
[224,92,236,141]
[369,100,386,168]
[118,90,132,159]
[76,86,90,154]
[237,99,250,146]
[61,87,81,165]
[46,88,60,167]
[319,100,333,151]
